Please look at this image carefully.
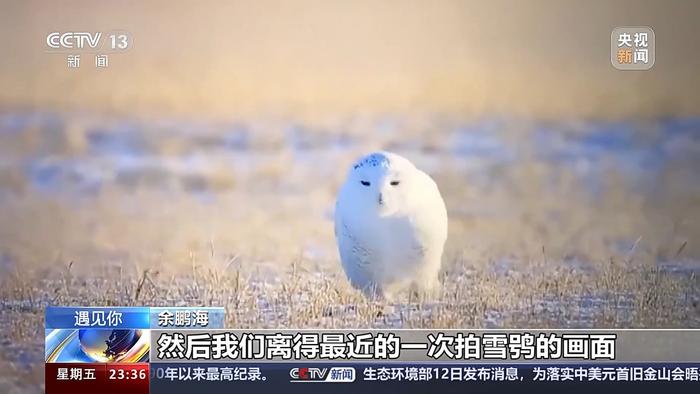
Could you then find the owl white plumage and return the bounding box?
[334,151,448,299]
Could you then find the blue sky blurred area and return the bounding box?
[0,0,698,120]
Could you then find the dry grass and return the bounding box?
[1,242,699,393]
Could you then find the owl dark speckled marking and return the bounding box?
[353,152,392,170]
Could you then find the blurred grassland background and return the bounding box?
[1,0,699,119]
[0,1,700,392]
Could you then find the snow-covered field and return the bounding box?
[0,110,699,392]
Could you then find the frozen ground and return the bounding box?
[0,110,699,392]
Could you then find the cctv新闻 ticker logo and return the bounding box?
[289,367,355,383]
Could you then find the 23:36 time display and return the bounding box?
[108,367,147,380]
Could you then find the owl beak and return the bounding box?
[378,193,384,205]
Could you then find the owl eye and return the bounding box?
[390,180,400,186]
[360,180,371,186]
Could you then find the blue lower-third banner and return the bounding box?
[149,363,700,393]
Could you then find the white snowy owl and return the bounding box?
[334,151,448,299]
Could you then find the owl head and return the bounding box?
[341,151,418,215]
